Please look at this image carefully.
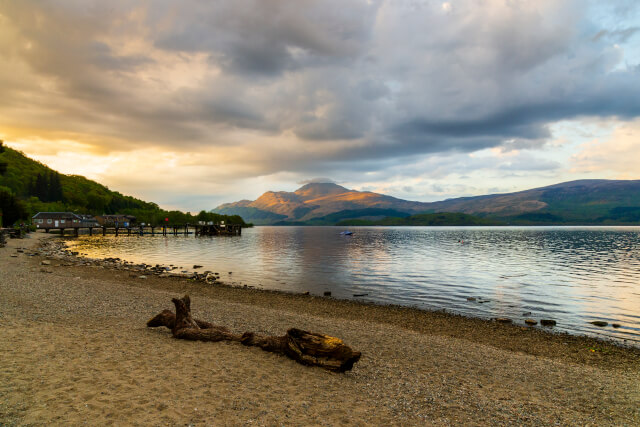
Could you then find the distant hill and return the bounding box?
[213,180,640,225]
[0,143,249,226]
[422,179,640,224]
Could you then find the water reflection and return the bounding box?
[65,226,640,345]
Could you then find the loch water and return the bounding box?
[64,226,640,345]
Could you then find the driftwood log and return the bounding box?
[147,295,361,372]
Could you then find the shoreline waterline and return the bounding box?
[48,232,638,349]
[62,225,640,346]
[22,232,640,354]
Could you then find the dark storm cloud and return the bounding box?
[389,69,640,153]
[1,0,640,174]
[152,0,376,77]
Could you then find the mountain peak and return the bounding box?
[294,182,349,199]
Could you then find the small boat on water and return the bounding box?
[340,230,354,236]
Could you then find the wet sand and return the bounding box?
[1,232,639,426]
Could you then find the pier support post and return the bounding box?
[102,227,106,236]
[74,227,79,237]
[89,228,93,236]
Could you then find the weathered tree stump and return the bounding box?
[147,295,361,372]
[240,329,362,372]
[147,308,236,340]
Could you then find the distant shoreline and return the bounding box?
[253,223,640,227]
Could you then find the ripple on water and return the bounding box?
[64,226,640,345]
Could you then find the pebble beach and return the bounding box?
[1,232,639,426]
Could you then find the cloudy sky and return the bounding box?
[1,0,639,211]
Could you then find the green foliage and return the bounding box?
[213,206,287,225]
[336,212,502,226]
[0,145,249,226]
[507,212,564,224]
[307,208,412,225]
[29,171,64,202]
[0,186,28,226]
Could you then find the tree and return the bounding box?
[31,173,48,201]
[0,187,28,225]
[86,190,109,213]
[0,140,6,175]
[28,172,64,202]
[48,172,64,202]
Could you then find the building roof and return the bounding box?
[32,212,82,220]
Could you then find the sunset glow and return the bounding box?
[1,1,639,210]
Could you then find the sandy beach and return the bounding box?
[1,232,639,426]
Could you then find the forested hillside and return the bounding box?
[336,212,502,226]
[0,141,248,227]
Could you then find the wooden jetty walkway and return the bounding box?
[44,223,242,237]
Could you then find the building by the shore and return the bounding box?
[32,212,80,230]
[95,214,137,227]
[32,212,100,230]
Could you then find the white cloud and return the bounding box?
[570,119,640,179]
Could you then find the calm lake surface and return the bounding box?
[64,226,640,345]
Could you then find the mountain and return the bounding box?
[213,180,640,225]
[214,182,435,224]
[0,143,249,227]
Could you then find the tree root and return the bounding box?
[147,295,361,372]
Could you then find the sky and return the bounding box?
[1,0,639,211]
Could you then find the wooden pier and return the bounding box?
[45,223,242,237]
